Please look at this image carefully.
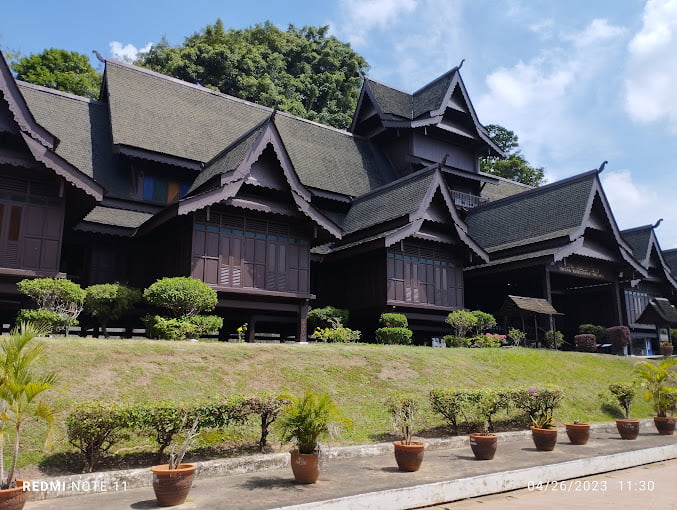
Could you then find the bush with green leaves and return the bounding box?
[143,314,223,340]
[242,395,292,451]
[375,327,413,345]
[513,386,563,429]
[471,389,514,433]
[17,277,85,335]
[468,333,503,348]
[543,330,564,349]
[444,335,470,347]
[574,334,597,353]
[445,310,477,337]
[307,306,350,330]
[379,313,408,328]
[278,391,351,454]
[385,394,420,444]
[429,389,475,435]
[471,310,496,334]
[608,383,635,419]
[672,329,677,344]
[67,402,133,472]
[128,401,198,460]
[311,326,361,343]
[507,328,526,346]
[579,324,606,343]
[634,358,677,417]
[144,277,217,317]
[15,309,62,332]
[84,284,141,338]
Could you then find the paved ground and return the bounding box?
[424,459,677,510]
[26,425,677,510]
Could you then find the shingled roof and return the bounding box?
[636,298,677,325]
[664,249,677,273]
[621,224,677,289]
[103,60,396,198]
[466,171,597,252]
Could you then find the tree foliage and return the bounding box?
[11,49,101,99]
[144,277,217,317]
[480,124,545,187]
[84,284,141,338]
[136,20,368,129]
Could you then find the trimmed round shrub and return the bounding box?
[606,326,630,354]
[471,310,496,333]
[185,314,223,335]
[444,335,470,347]
[311,327,361,343]
[85,284,141,336]
[379,313,408,328]
[579,324,606,342]
[445,310,477,337]
[574,334,597,352]
[375,327,413,345]
[468,334,502,348]
[144,277,217,317]
[307,306,350,330]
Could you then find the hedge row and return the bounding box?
[67,395,290,472]
[429,386,564,434]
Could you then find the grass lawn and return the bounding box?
[15,337,651,473]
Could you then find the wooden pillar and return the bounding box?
[543,266,552,302]
[247,316,256,343]
[297,300,309,342]
[612,281,623,325]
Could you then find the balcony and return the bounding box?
[451,190,488,209]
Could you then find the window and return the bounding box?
[143,177,190,203]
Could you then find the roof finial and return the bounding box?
[270,102,279,120]
[92,50,105,63]
[438,154,449,170]
[597,160,608,173]
[458,58,465,70]
[653,218,664,229]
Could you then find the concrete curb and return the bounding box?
[274,442,677,510]
[23,420,650,501]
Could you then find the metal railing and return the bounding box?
[451,190,488,208]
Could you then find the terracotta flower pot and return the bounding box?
[565,423,590,445]
[530,426,558,451]
[290,451,321,484]
[150,464,196,507]
[616,419,640,440]
[469,433,497,460]
[660,344,673,357]
[0,480,27,510]
[393,440,425,471]
[653,416,676,435]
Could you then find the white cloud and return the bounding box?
[624,0,677,132]
[336,0,418,47]
[475,18,625,173]
[601,170,677,249]
[109,41,153,63]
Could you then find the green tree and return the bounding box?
[84,284,142,338]
[11,49,101,99]
[137,20,368,129]
[480,124,545,187]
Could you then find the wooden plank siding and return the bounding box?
[0,170,64,273]
[191,209,310,295]
[386,242,463,308]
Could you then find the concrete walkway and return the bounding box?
[26,421,677,509]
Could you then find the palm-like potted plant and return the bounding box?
[514,387,563,451]
[0,322,56,510]
[150,415,200,507]
[279,391,350,484]
[386,394,425,471]
[634,359,677,435]
[609,383,639,439]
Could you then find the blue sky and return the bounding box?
[3,0,677,248]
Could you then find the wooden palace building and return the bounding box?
[1,49,675,348]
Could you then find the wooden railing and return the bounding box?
[451,190,488,209]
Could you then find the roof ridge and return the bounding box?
[350,166,437,204]
[105,59,362,140]
[17,80,100,104]
[412,67,459,96]
[364,76,413,96]
[620,224,654,234]
[469,168,599,213]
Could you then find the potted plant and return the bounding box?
[565,420,591,445]
[0,322,56,510]
[150,415,200,507]
[468,389,507,460]
[386,394,425,471]
[279,391,350,484]
[634,359,677,435]
[514,387,563,451]
[609,383,639,439]
[660,341,673,358]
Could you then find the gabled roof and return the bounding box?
[0,52,103,201]
[466,169,646,275]
[177,118,342,239]
[621,224,677,290]
[354,67,502,156]
[497,295,563,316]
[102,60,396,197]
[636,298,677,325]
[337,167,488,262]
[664,249,677,274]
